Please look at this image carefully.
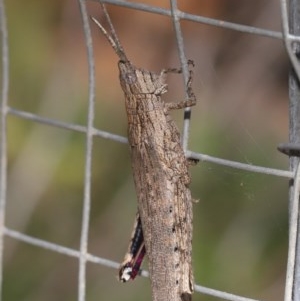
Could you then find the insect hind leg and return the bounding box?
[165,60,196,111]
[161,60,194,75]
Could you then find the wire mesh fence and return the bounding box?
[0,0,298,300]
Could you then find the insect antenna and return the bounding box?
[91,3,128,62]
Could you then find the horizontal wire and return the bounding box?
[6,107,292,179]
[194,284,261,301]
[187,151,293,179]
[90,0,282,40]
[4,227,262,301]
[4,228,120,270]
[7,107,128,144]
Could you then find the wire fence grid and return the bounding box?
[0,0,298,301]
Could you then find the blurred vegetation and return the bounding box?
[1,0,290,300]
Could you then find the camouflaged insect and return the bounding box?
[92,4,197,301]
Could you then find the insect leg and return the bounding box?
[165,60,196,111]
[161,60,194,75]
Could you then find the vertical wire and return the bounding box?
[284,163,300,301]
[0,0,9,298]
[280,1,300,300]
[169,0,193,152]
[77,0,96,300]
[280,0,300,81]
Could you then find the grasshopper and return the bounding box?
[92,4,196,301]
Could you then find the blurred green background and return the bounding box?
[1,0,290,300]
